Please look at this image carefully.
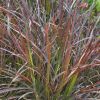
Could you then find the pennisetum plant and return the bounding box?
[0,0,100,99]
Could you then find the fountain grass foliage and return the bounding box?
[0,0,100,99]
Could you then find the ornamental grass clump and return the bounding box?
[0,0,100,99]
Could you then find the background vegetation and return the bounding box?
[0,0,100,99]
